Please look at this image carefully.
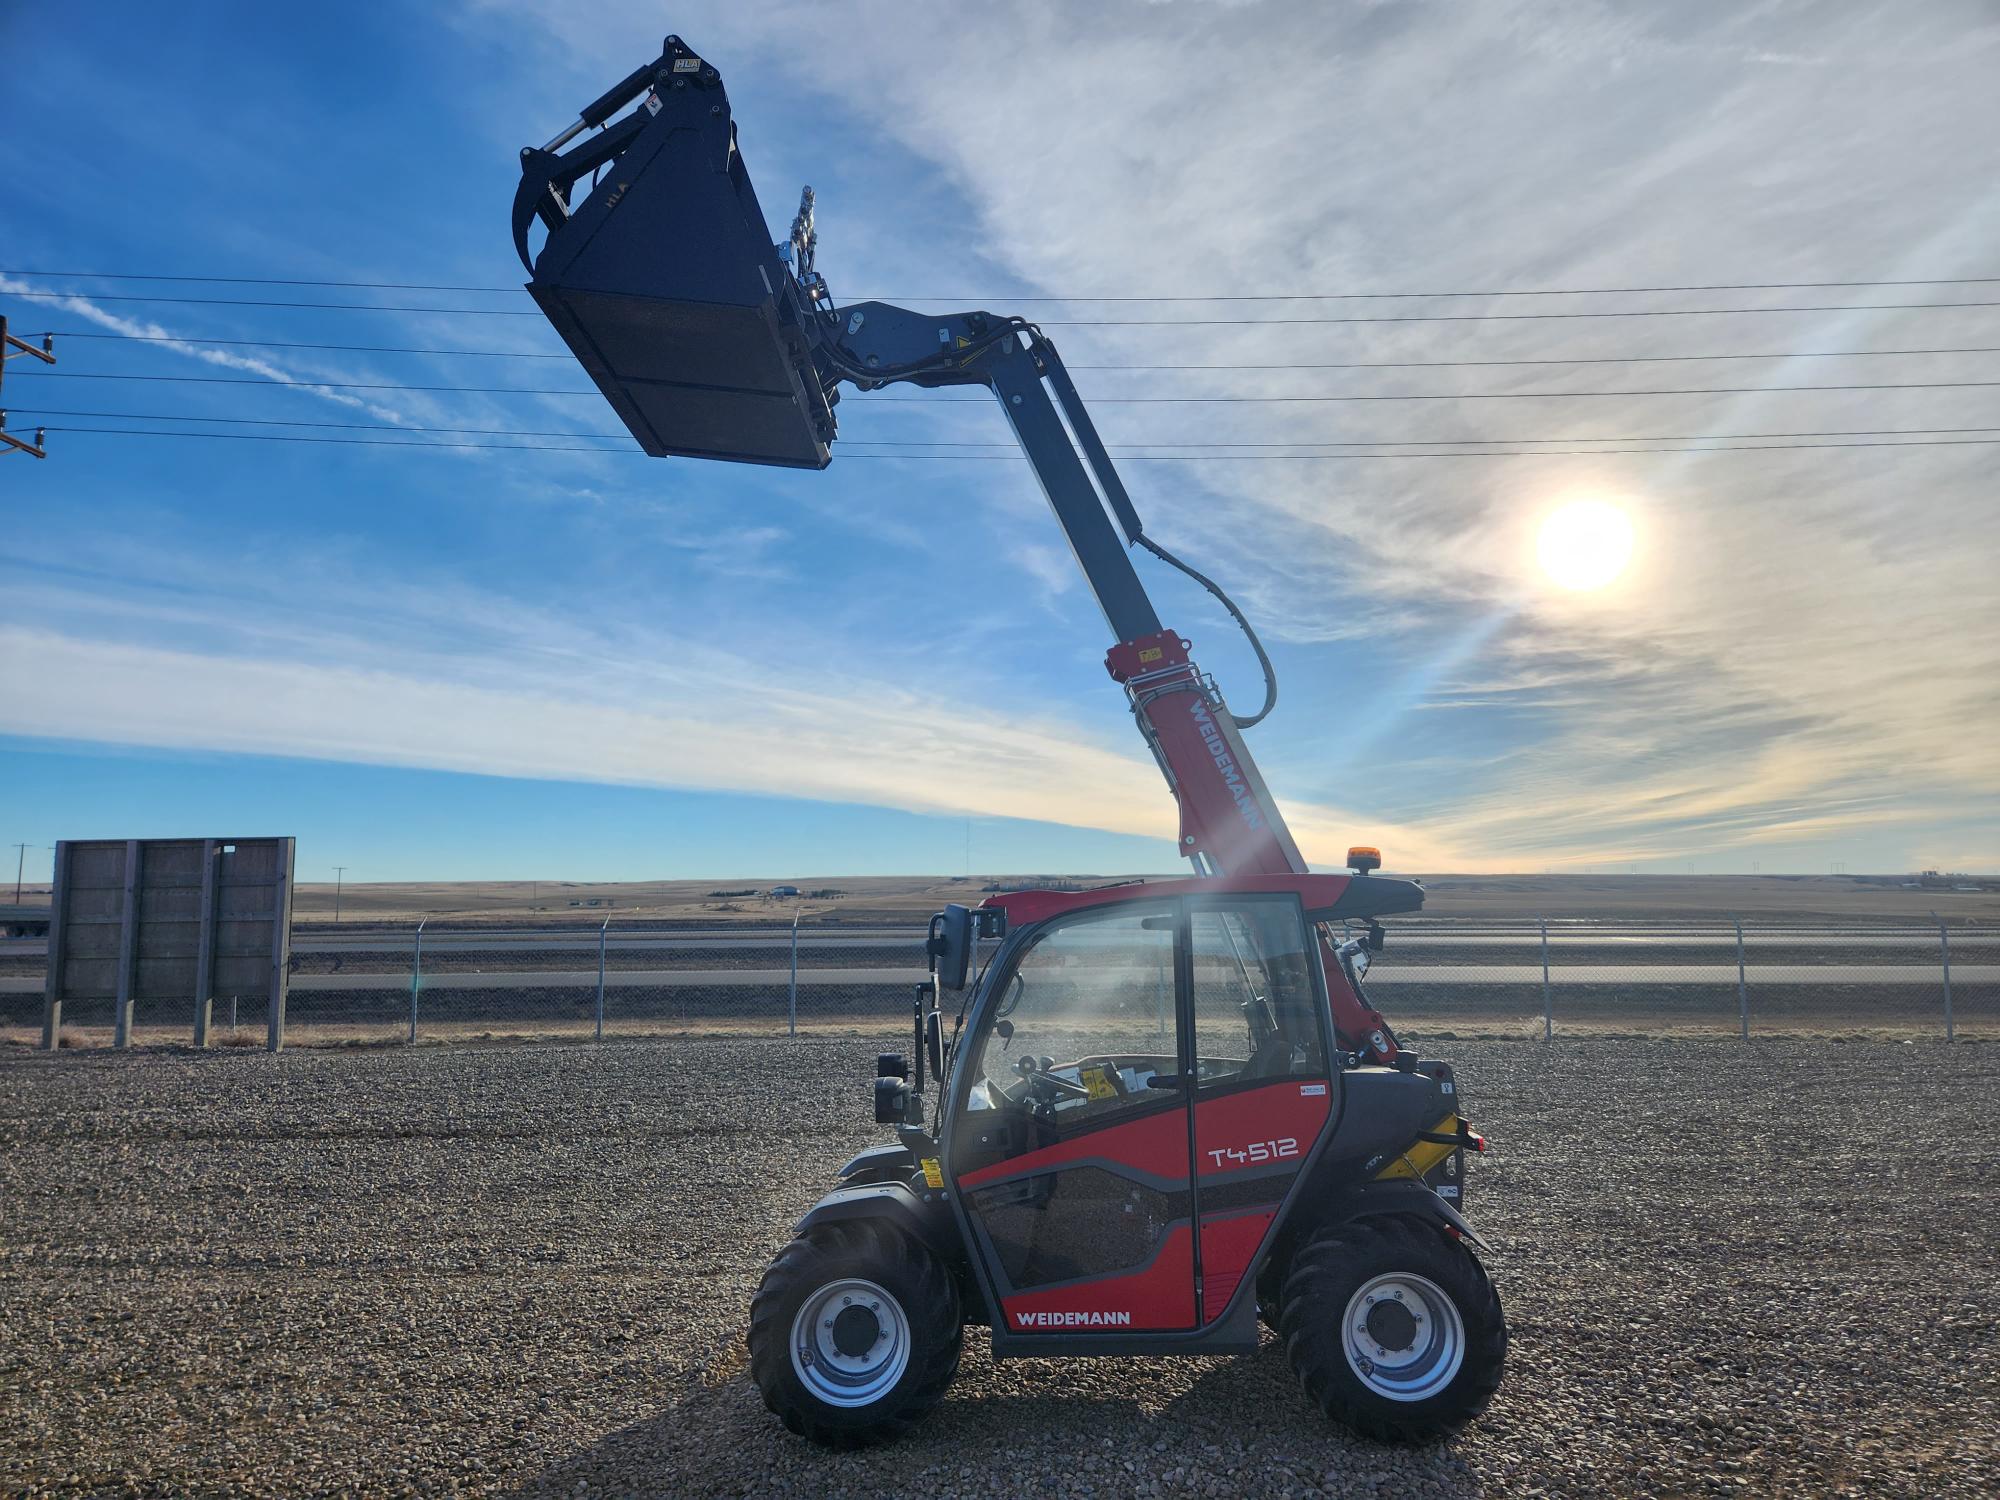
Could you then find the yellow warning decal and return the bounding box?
[1079,1066,1119,1101]
[1138,647,1164,664]
[920,1158,944,1189]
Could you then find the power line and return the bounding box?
[36,328,2000,372]
[3,291,544,316]
[861,381,2000,403]
[27,371,598,396]
[47,330,581,359]
[8,266,2000,300]
[15,407,2000,450]
[19,369,2000,402]
[40,425,2000,460]
[7,287,2000,325]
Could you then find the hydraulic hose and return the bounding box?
[1135,534,1279,729]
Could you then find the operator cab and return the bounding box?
[932,877,1387,1339]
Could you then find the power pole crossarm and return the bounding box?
[0,316,56,460]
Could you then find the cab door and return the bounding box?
[946,898,1198,1334]
[1186,894,1336,1320]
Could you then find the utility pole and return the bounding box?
[333,866,347,923]
[11,843,27,902]
[0,316,57,459]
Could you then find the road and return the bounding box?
[4,964,1993,996]
[5,926,1986,961]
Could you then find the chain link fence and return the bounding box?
[4,917,1991,1047]
[1374,921,1991,1041]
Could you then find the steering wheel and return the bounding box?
[1015,1055,1092,1101]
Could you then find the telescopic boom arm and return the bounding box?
[512,34,1406,1061]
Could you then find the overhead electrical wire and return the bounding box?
[7,287,2000,325]
[10,266,1995,469]
[35,328,2000,372]
[7,266,2000,300]
[14,407,2000,450]
[34,426,2000,461]
[17,369,2000,402]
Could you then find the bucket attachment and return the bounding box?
[513,37,838,468]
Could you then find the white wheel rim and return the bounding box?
[1342,1271,1465,1402]
[790,1277,912,1408]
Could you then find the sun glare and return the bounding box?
[1537,499,1635,592]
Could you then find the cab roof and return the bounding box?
[977,872,1423,928]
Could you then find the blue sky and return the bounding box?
[3,1,1998,885]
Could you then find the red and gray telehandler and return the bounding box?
[512,34,1505,1447]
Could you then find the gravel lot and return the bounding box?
[3,1035,1995,1498]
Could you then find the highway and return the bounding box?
[4,964,1993,996]
[6,926,1986,961]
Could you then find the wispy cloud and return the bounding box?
[0,274,412,425]
[0,549,1453,866]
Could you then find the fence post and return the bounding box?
[788,910,800,1038]
[1940,920,1954,1043]
[1735,918,1748,1040]
[1539,918,1551,1042]
[596,915,609,1042]
[408,918,426,1044]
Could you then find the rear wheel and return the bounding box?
[1279,1217,1505,1442]
[748,1219,961,1447]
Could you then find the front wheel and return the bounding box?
[1279,1217,1505,1442]
[748,1219,961,1447]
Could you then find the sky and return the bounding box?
[3,0,1998,885]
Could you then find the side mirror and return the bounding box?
[926,903,973,990]
[924,1009,944,1083]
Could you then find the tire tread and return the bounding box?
[748,1219,961,1447]
[1277,1215,1506,1443]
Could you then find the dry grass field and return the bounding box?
[273,872,1998,926]
[13,872,1992,929]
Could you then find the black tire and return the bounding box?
[1278,1216,1505,1442]
[747,1219,962,1447]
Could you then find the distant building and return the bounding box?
[768,885,800,899]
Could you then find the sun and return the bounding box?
[1537,499,1635,592]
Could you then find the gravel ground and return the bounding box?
[2,1035,1995,1499]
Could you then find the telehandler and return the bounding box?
[512,34,1506,1447]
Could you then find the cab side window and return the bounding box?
[1189,896,1325,1089]
[964,901,1178,1127]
